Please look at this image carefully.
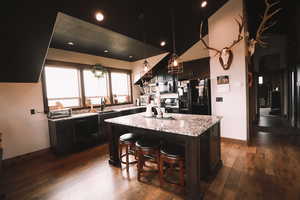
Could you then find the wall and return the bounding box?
[0,82,49,159]
[208,0,248,141]
[179,35,209,62]
[132,52,169,83]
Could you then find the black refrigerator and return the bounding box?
[178,79,211,115]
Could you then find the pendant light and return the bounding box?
[140,13,153,79]
[92,64,107,78]
[168,9,183,74]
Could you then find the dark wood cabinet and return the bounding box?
[49,107,146,155]
[49,119,75,154]
[199,123,221,180]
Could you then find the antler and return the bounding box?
[200,21,221,56]
[228,15,245,49]
[255,0,282,47]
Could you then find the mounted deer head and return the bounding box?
[248,0,281,56]
[200,16,245,70]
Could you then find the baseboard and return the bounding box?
[3,148,51,168]
[221,137,247,145]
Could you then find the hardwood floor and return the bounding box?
[1,131,300,200]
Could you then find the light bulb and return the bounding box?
[160,41,166,47]
[95,12,104,21]
[201,1,207,8]
[173,60,178,67]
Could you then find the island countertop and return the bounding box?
[105,113,222,137]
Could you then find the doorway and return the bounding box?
[255,54,292,134]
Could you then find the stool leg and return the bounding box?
[119,144,122,164]
[125,145,129,172]
[159,156,164,186]
[179,160,185,187]
[137,150,142,181]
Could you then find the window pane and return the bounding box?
[44,66,80,108]
[83,70,109,105]
[111,72,130,104]
[48,99,80,107]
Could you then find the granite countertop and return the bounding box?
[105,113,222,137]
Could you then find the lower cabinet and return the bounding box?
[49,115,100,155]
[49,119,74,154]
[49,107,146,155]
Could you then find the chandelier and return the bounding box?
[92,64,107,78]
[167,10,183,74]
[143,60,153,79]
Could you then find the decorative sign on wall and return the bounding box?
[217,75,230,93]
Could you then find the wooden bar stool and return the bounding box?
[135,138,161,181]
[119,133,138,171]
[159,143,185,188]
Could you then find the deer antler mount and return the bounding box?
[248,0,281,56]
[200,16,245,70]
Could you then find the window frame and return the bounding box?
[42,60,133,113]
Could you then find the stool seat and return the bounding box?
[120,133,137,143]
[161,143,184,158]
[135,138,160,150]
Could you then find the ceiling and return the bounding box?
[2,0,292,82]
[50,13,166,61]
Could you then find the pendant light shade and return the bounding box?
[167,10,183,75]
[168,53,183,74]
[92,64,107,78]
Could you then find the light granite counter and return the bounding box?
[105,113,222,137]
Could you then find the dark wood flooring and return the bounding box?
[1,131,300,200]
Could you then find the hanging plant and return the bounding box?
[92,64,107,78]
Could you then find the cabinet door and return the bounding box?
[55,120,74,154]
[209,123,221,172]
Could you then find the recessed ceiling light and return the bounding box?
[104,49,109,53]
[67,42,74,46]
[95,11,104,22]
[201,1,207,8]
[160,41,166,47]
[129,55,133,58]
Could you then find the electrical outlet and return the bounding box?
[216,97,223,102]
[30,109,36,115]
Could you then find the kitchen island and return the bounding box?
[105,113,222,200]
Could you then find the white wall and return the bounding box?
[179,35,209,62]
[132,52,169,83]
[47,48,133,69]
[208,0,248,141]
[0,82,49,159]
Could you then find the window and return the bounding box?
[259,76,263,85]
[44,66,81,109]
[42,61,132,111]
[111,72,131,104]
[83,69,110,105]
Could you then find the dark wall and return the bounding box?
[179,58,210,80]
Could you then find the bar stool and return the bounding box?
[159,143,185,188]
[119,133,138,171]
[135,137,161,181]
